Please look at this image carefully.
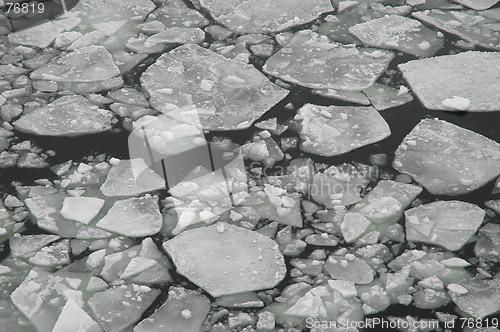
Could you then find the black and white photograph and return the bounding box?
[0,0,499,331]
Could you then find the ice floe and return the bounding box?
[141,44,289,131]
[163,222,286,297]
[449,277,500,319]
[393,118,500,195]
[405,200,485,251]
[13,95,114,136]
[198,0,333,33]
[297,104,391,157]
[263,30,394,91]
[399,51,500,111]
[349,15,444,57]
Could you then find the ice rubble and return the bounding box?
[398,51,500,111]
[144,0,209,28]
[263,30,395,91]
[349,15,444,57]
[13,95,114,136]
[393,119,500,195]
[413,8,500,51]
[198,0,333,33]
[297,104,391,157]
[405,200,485,251]
[163,222,286,297]
[140,44,288,131]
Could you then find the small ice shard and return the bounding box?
[362,84,414,111]
[198,0,333,33]
[163,222,286,297]
[144,0,209,28]
[399,51,500,111]
[349,15,443,57]
[297,104,391,156]
[412,10,500,51]
[100,159,165,197]
[147,27,205,44]
[441,96,471,111]
[88,285,160,331]
[135,287,210,332]
[452,0,500,10]
[263,30,394,91]
[60,197,105,225]
[324,255,375,284]
[53,299,102,332]
[449,277,500,319]
[393,119,500,195]
[96,195,162,237]
[141,44,288,131]
[13,95,114,136]
[8,21,64,48]
[30,46,120,83]
[405,200,485,251]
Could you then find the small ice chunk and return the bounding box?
[442,96,470,111]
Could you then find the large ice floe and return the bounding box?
[297,104,391,156]
[163,222,286,297]
[141,44,289,131]
[405,200,485,251]
[198,0,334,33]
[263,30,395,91]
[393,118,500,195]
[398,51,500,111]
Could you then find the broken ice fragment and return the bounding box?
[263,30,394,91]
[163,222,286,297]
[349,15,443,57]
[53,299,102,332]
[452,0,500,10]
[362,84,414,111]
[405,201,485,251]
[100,159,165,197]
[298,104,391,157]
[352,180,422,212]
[135,286,210,332]
[31,46,120,83]
[13,95,114,137]
[399,51,500,111]
[10,234,60,258]
[324,255,375,284]
[198,0,333,33]
[61,197,105,225]
[284,292,327,318]
[341,212,372,243]
[145,0,209,28]
[8,21,65,48]
[393,119,500,195]
[88,285,160,331]
[96,195,162,237]
[140,44,288,131]
[146,28,206,44]
[449,277,500,319]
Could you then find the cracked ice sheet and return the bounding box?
[349,15,444,57]
[412,9,500,51]
[140,44,289,131]
[399,51,500,112]
[198,0,333,33]
[393,118,500,195]
[263,30,395,91]
[405,200,485,251]
[297,104,391,157]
